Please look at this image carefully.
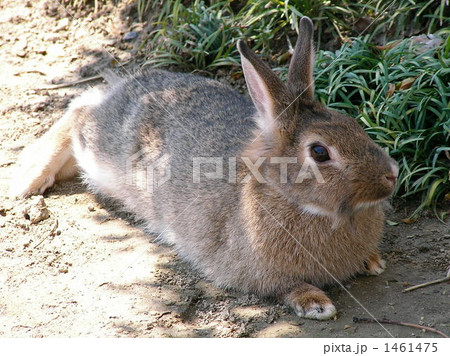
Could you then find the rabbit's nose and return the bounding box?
[390,162,399,178]
[384,163,398,186]
[385,175,397,184]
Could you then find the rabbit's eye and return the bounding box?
[310,145,330,162]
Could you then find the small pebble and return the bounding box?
[87,204,95,212]
[15,39,28,58]
[123,31,138,41]
[55,18,69,32]
[22,196,50,224]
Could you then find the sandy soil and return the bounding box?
[0,0,449,338]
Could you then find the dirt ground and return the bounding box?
[0,0,448,338]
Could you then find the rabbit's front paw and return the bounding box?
[285,285,337,320]
[365,252,386,276]
[295,301,337,320]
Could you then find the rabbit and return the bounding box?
[11,17,398,320]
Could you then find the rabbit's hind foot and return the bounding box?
[284,284,337,320]
[10,111,77,198]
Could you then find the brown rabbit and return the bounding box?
[11,17,398,320]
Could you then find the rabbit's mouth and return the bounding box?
[336,190,392,218]
[297,186,393,219]
[353,199,387,212]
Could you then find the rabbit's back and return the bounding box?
[78,70,256,159]
[72,69,256,245]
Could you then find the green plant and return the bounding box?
[363,0,450,39]
[144,0,241,71]
[236,0,369,49]
[144,0,449,68]
[137,0,152,21]
[143,0,372,70]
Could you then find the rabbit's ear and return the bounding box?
[287,17,314,101]
[237,40,289,133]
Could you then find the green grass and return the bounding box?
[366,0,450,38]
[142,0,449,54]
[143,0,449,69]
[144,0,241,71]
